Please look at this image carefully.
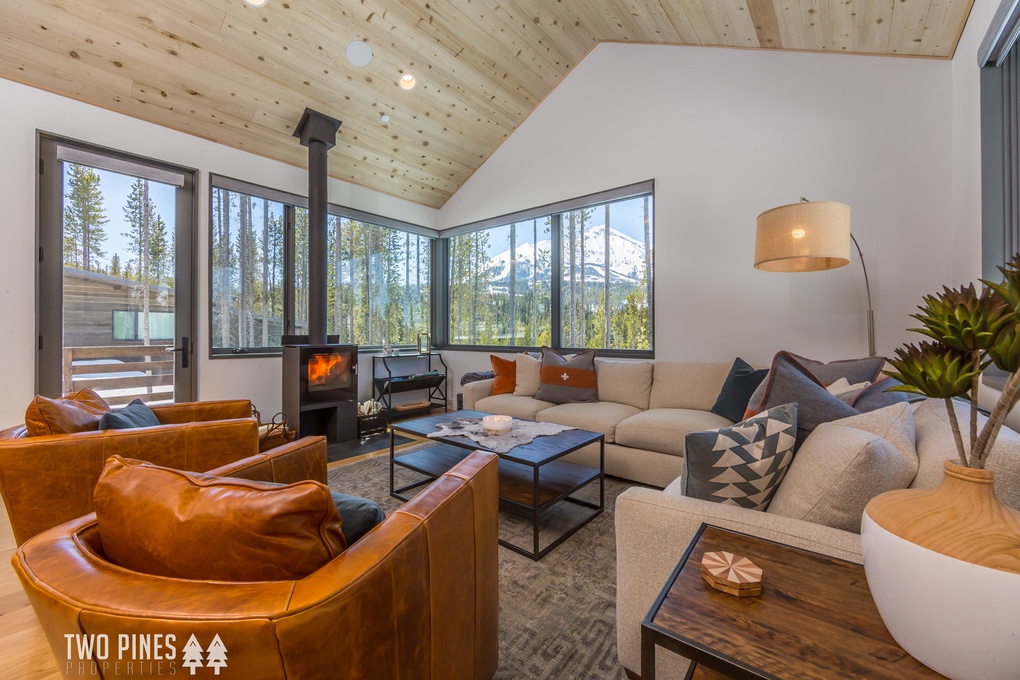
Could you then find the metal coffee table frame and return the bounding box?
[389,410,605,560]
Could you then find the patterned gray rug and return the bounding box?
[327,449,636,680]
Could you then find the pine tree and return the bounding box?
[181,634,204,675]
[63,164,108,271]
[603,204,611,348]
[109,253,122,279]
[123,178,156,344]
[205,634,228,676]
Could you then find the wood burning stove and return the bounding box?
[282,344,358,445]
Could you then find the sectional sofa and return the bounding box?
[462,360,736,488]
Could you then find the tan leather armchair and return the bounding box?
[0,398,322,545]
[14,451,499,680]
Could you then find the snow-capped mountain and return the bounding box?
[487,225,647,286]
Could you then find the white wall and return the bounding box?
[952,0,1000,284]
[0,78,437,425]
[439,42,959,387]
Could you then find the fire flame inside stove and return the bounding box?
[307,353,348,387]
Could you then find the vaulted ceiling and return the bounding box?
[0,0,974,208]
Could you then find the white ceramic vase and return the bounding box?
[861,461,1020,680]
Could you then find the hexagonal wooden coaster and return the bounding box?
[701,551,763,597]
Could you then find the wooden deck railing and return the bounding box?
[62,344,174,406]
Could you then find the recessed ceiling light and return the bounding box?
[244,0,268,7]
[380,114,390,123]
[399,73,416,90]
[345,41,373,67]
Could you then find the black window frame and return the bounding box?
[436,180,655,358]
[208,174,437,358]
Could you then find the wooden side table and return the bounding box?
[640,524,946,679]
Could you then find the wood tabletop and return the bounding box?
[390,410,603,466]
[644,524,946,679]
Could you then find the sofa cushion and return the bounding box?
[649,362,733,411]
[537,401,640,443]
[94,455,346,581]
[767,403,918,533]
[615,409,733,457]
[490,355,516,396]
[596,359,653,410]
[787,352,886,385]
[535,348,598,404]
[912,399,1020,510]
[513,353,542,397]
[748,352,859,448]
[680,403,798,511]
[99,399,160,430]
[475,394,556,421]
[711,357,769,422]
[25,388,111,436]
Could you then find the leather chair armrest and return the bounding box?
[209,436,328,485]
[150,399,253,424]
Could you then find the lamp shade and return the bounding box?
[754,201,851,272]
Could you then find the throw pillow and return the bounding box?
[711,357,769,422]
[851,377,911,412]
[99,399,160,430]
[534,347,598,404]
[513,353,542,397]
[25,388,112,436]
[490,355,517,396]
[767,403,918,532]
[680,403,798,511]
[746,352,860,448]
[746,351,886,415]
[94,456,346,581]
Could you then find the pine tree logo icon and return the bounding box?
[205,634,228,675]
[182,635,205,675]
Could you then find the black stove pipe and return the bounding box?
[293,108,342,345]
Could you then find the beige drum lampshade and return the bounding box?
[754,201,851,272]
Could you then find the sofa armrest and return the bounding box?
[209,436,327,485]
[462,379,494,410]
[150,399,253,424]
[615,488,861,678]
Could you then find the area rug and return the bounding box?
[327,448,635,680]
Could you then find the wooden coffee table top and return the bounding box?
[390,409,603,466]
[643,524,946,679]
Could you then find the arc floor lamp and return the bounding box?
[754,198,876,357]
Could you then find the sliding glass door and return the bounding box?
[37,136,196,403]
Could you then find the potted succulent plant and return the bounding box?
[860,257,1020,680]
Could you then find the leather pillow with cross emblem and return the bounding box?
[534,347,598,404]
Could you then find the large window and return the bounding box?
[210,175,434,355]
[445,182,654,354]
[294,211,431,346]
[210,186,287,353]
[449,219,552,345]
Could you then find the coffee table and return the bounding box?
[389,410,605,560]
[641,524,946,679]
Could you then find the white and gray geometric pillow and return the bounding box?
[680,403,798,511]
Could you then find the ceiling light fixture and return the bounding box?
[380,114,390,123]
[399,73,416,90]
[244,0,269,7]
[345,41,373,67]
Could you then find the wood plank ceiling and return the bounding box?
[0,0,974,208]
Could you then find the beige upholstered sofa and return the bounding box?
[463,360,736,488]
[614,398,1020,679]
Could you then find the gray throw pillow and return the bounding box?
[850,377,911,412]
[681,403,798,511]
[786,351,886,385]
[749,352,860,448]
[534,348,598,404]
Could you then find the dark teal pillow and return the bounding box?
[711,357,769,422]
[99,399,160,430]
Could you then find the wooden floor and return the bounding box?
[0,441,400,680]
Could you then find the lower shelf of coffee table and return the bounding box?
[394,443,600,508]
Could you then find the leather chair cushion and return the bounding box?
[25,388,111,436]
[93,455,346,581]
